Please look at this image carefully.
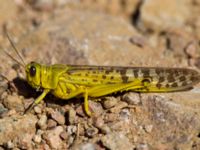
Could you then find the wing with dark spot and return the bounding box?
[59,65,200,92]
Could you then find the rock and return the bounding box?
[43,126,64,149]
[16,133,34,149]
[136,143,149,150]
[37,114,47,130]
[144,125,153,133]
[47,119,57,129]
[119,108,131,122]
[78,143,96,150]
[3,109,17,117]
[3,94,24,112]
[104,113,118,122]
[50,110,65,125]
[0,114,37,145]
[85,127,98,138]
[140,0,191,31]
[6,141,14,149]
[101,132,134,150]
[129,36,147,48]
[93,117,104,129]
[88,100,104,117]
[33,134,42,143]
[122,92,141,105]
[102,97,119,109]
[184,41,200,58]
[30,0,54,11]
[34,106,42,114]
[76,100,104,117]
[99,125,111,134]
[75,105,86,117]
[93,117,110,134]
[67,108,76,124]
[60,131,69,140]
[43,144,51,150]
[67,125,77,135]
[109,101,128,113]
[141,94,200,148]
[164,28,200,58]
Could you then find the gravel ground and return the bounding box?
[0,0,200,150]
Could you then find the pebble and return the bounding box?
[23,98,35,111]
[129,36,147,47]
[67,136,75,147]
[136,143,149,150]
[67,108,76,124]
[85,127,98,138]
[144,125,153,133]
[45,107,54,114]
[6,140,14,149]
[50,110,65,125]
[75,105,86,117]
[60,131,69,140]
[3,94,24,112]
[34,106,42,114]
[44,143,51,150]
[184,41,199,58]
[99,125,111,134]
[47,119,57,129]
[0,114,37,146]
[119,108,131,122]
[78,143,96,150]
[104,113,118,122]
[17,133,35,149]
[43,126,64,149]
[102,97,118,109]
[109,101,128,113]
[93,117,104,129]
[89,100,104,117]
[122,92,141,105]
[36,129,44,135]
[101,132,134,150]
[76,100,104,117]
[37,114,47,130]
[67,125,77,135]
[8,109,17,115]
[32,0,54,11]
[33,134,42,143]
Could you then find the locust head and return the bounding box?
[25,62,42,90]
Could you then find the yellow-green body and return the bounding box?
[25,62,200,116]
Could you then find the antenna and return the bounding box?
[4,30,26,67]
[2,49,25,68]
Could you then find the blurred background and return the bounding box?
[1,0,200,68]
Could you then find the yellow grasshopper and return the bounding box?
[4,32,200,116]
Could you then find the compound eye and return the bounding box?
[30,66,36,77]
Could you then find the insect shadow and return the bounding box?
[12,77,82,108]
